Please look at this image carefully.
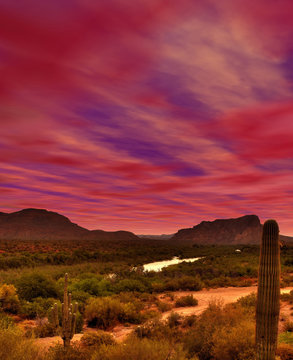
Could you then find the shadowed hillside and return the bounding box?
[170,215,293,245]
[0,208,138,242]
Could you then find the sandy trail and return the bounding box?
[161,286,293,320]
[35,286,293,349]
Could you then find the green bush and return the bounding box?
[47,343,88,360]
[70,278,112,297]
[34,318,57,338]
[168,312,182,328]
[284,321,293,332]
[277,343,293,360]
[0,312,15,329]
[80,330,115,347]
[135,319,176,340]
[0,284,20,313]
[84,297,142,330]
[91,338,189,360]
[279,331,293,345]
[0,326,44,360]
[175,295,198,307]
[182,301,255,360]
[17,274,58,301]
[164,276,203,292]
[20,297,56,319]
[156,300,173,312]
[211,320,255,360]
[182,315,197,328]
[114,279,148,293]
[236,293,257,308]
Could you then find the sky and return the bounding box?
[1,0,293,235]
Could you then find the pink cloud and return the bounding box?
[1,1,293,235]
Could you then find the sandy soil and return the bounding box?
[161,286,293,320]
[35,286,293,350]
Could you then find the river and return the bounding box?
[143,256,202,272]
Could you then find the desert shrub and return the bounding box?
[277,343,293,360]
[70,278,112,297]
[156,300,173,312]
[135,319,175,340]
[0,326,45,360]
[283,320,293,332]
[80,330,115,347]
[164,276,203,292]
[75,311,84,333]
[34,318,56,338]
[85,297,142,329]
[0,312,14,329]
[279,331,293,345]
[114,279,148,293]
[182,315,197,328]
[113,292,145,311]
[168,312,182,328]
[175,295,198,307]
[236,292,257,308]
[182,300,255,360]
[70,290,90,309]
[17,274,58,301]
[47,343,88,360]
[0,284,20,313]
[21,297,56,319]
[91,337,189,360]
[211,320,255,360]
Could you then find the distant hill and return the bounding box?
[0,208,138,242]
[137,234,174,240]
[1,209,291,245]
[170,215,293,245]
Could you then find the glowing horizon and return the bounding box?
[1,1,293,236]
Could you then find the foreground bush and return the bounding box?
[20,297,56,319]
[0,284,20,313]
[0,326,44,360]
[277,343,293,360]
[175,295,198,307]
[47,343,88,360]
[91,337,190,360]
[17,274,58,301]
[135,319,177,340]
[85,297,142,329]
[183,300,255,360]
[81,330,116,347]
[0,312,14,329]
[211,320,255,360]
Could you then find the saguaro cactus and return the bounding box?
[50,273,78,348]
[256,220,280,360]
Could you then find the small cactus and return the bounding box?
[255,220,280,360]
[50,273,78,348]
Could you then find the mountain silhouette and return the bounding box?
[0,208,138,241]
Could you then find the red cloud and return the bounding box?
[218,0,293,57]
[205,102,293,161]
[0,0,202,102]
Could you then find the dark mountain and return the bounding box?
[137,234,174,240]
[0,208,138,241]
[170,215,293,245]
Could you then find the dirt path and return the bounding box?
[35,286,293,349]
[162,286,258,320]
[161,286,293,320]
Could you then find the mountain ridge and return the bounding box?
[0,209,292,244]
[0,208,138,242]
[170,214,293,244]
